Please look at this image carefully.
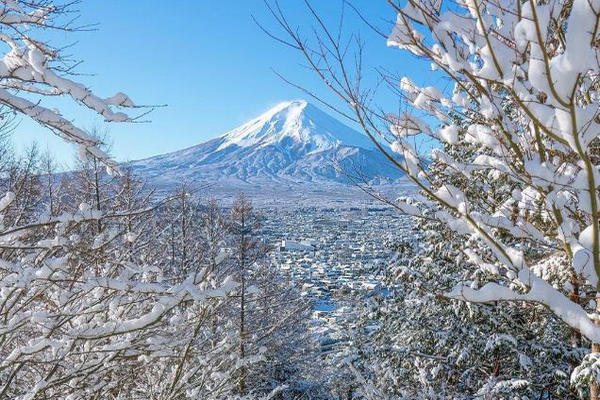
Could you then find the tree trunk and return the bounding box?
[592,344,600,400]
[239,272,246,394]
[569,273,582,348]
[238,216,247,395]
[591,297,600,400]
[181,192,187,272]
[93,158,102,233]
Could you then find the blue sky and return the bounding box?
[13,1,439,164]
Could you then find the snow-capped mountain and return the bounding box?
[130,100,402,188]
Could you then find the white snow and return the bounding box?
[216,100,375,152]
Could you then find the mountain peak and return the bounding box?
[266,99,308,114]
[130,99,403,187]
[217,100,374,152]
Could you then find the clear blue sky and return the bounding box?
[13,1,440,164]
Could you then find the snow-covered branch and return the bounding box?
[0,0,146,167]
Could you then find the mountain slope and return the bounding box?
[130,100,403,187]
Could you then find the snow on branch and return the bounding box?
[270,0,600,346]
[0,0,148,168]
[383,0,600,343]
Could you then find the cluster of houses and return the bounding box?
[261,206,412,347]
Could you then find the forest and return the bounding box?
[2,0,600,399]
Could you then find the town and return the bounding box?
[261,206,413,350]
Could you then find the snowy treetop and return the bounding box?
[381,0,600,344]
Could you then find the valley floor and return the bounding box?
[197,179,417,208]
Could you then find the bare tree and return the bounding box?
[0,2,236,398]
[229,193,263,395]
[262,0,600,398]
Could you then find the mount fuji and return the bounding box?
[129,100,405,202]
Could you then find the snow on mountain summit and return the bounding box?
[130,100,402,187]
[217,100,375,153]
